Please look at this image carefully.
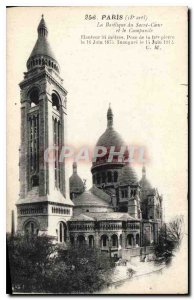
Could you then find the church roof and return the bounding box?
[90,185,110,202]
[27,15,59,70]
[16,187,74,206]
[70,212,136,222]
[118,163,138,184]
[88,212,137,221]
[29,35,57,61]
[73,186,112,207]
[70,214,95,221]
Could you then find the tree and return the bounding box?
[7,234,114,294]
[166,215,184,244]
[154,215,184,265]
[7,233,57,293]
[54,244,114,293]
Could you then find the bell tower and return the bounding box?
[16,16,74,240]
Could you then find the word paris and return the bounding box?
[85,14,148,21]
[44,145,147,163]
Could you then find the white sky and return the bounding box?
[7,7,188,230]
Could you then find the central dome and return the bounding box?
[96,127,125,148]
[92,105,129,172]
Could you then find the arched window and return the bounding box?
[114,171,118,182]
[88,235,94,248]
[120,234,122,247]
[111,234,118,247]
[24,220,39,236]
[52,93,60,111]
[77,235,85,246]
[28,113,39,189]
[126,234,134,247]
[102,172,106,183]
[136,234,140,246]
[31,222,34,233]
[107,171,112,183]
[58,222,67,243]
[101,235,108,247]
[124,189,128,198]
[97,174,100,185]
[29,88,39,107]
[53,116,61,189]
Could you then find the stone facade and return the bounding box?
[17,16,74,239]
[68,106,163,258]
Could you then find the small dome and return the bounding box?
[73,186,112,208]
[139,177,152,190]
[139,165,152,190]
[69,162,84,193]
[118,163,138,184]
[69,175,84,192]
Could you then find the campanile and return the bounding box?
[17,16,73,240]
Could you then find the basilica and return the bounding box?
[16,16,163,259]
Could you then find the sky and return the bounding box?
[7,7,188,230]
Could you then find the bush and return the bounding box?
[127,268,136,278]
[7,234,114,294]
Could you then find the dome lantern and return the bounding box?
[37,14,48,38]
[107,103,113,128]
[73,161,78,174]
[142,165,146,178]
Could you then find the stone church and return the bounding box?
[16,16,163,258]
